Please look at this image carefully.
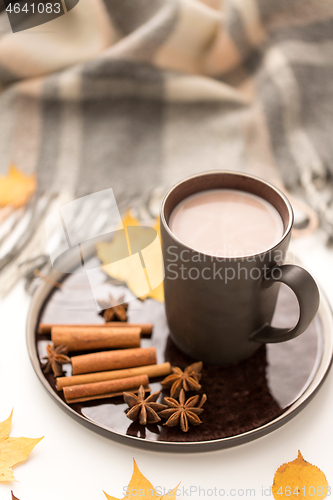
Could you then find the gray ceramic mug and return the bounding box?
[160,171,320,365]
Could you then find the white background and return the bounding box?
[1,230,333,500]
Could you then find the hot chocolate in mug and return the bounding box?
[160,171,320,365]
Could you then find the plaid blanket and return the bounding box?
[1,0,333,293]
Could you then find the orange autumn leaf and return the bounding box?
[0,410,43,482]
[0,165,36,208]
[272,451,329,500]
[104,459,179,500]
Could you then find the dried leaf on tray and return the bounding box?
[0,165,36,208]
[0,410,43,482]
[272,451,329,500]
[97,210,164,302]
[11,492,20,500]
[104,459,179,499]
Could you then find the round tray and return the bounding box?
[27,260,333,451]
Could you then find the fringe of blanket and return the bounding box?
[0,192,71,297]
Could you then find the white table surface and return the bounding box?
[1,229,333,500]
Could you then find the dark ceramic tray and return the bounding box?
[27,259,333,451]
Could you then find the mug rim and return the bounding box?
[160,170,294,260]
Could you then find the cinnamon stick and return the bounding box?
[63,374,149,404]
[57,362,171,391]
[39,323,153,336]
[52,326,141,351]
[71,347,157,375]
[65,386,151,404]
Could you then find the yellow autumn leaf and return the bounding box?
[97,210,164,302]
[104,459,178,500]
[0,165,36,208]
[272,451,329,500]
[120,210,141,228]
[0,410,43,482]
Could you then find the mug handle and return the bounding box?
[250,265,320,343]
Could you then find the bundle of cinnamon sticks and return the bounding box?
[38,322,171,404]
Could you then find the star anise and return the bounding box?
[159,389,207,433]
[103,303,128,322]
[161,361,203,398]
[42,344,71,378]
[123,385,167,425]
[101,293,128,322]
